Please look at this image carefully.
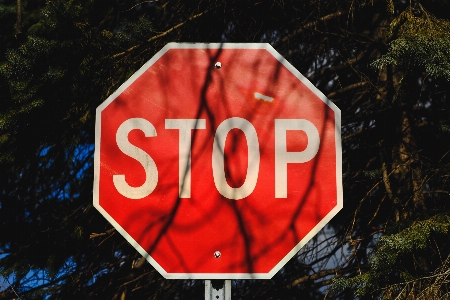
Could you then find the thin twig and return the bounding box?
[3,277,20,299]
[90,228,116,239]
[288,268,342,288]
[120,1,159,14]
[327,81,370,99]
[113,10,208,59]
[276,11,345,46]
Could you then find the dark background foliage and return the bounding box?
[1,0,450,299]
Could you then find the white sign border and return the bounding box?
[93,42,343,279]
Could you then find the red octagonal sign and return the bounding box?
[94,43,342,279]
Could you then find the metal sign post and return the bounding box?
[205,280,231,300]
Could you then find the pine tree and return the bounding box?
[1,0,450,299]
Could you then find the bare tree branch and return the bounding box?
[113,10,209,59]
[327,81,370,99]
[308,50,368,82]
[288,268,346,288]
[90,228,116,239]
[276,11,345,46]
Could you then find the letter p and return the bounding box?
[275,119,320,198]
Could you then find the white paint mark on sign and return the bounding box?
[254,92,274,102]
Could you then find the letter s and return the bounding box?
[113,118,158,199]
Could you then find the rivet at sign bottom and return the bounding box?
[214,251,221,258]
[214,62,222,69]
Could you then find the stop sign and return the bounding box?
[93,43,342,279]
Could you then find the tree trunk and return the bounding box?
[16,0,22,38]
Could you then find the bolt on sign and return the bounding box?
[93,43,343,279]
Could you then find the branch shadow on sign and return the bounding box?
[97,43,341,279]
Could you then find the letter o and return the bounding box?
[212,118,260,200]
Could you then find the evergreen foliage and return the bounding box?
[1,0,450,299]
[372,2,450,80]
[332,214,450,297]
